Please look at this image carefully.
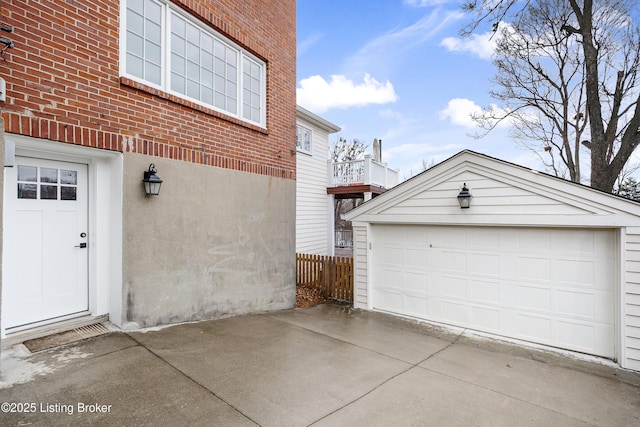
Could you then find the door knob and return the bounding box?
[75,242,87,248]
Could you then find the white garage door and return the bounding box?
[372,225,616,358]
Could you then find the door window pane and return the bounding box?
[17,183,37,199]
[61,170,77,185]
[17,165,37,182]
[61,186,77,201]
[40,185,58,200]
[40,168,58,183]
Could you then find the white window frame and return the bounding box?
[120,0,266,127]
[296,124,312,155]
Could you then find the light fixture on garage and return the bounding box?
[142,163,163,196]
[457,183,471,209]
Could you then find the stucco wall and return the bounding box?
[121,153,295,328]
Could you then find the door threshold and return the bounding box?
[1,314,109,349]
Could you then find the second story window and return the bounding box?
[296,125,312,155]
[122,0,266,127]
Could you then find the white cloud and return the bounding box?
[297,33,323,57]
[439,98,483,128]
[440,29,497,60]
[297,74,398,114]
[345,9,465,76]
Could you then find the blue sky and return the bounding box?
[296,0,545,180]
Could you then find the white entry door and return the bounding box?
[3,157,89,330]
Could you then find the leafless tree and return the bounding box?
[464,0,640,192]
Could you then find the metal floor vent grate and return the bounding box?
[23,323,110,353]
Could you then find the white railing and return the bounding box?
[335,229,353,248]
[328,154,399,188]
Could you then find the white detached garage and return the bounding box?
[346,151,640,371]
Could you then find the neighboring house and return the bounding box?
[0,0,296,343]
[295,105,340,255]
[346,150,640,372]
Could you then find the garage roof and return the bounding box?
[346,150,640,228]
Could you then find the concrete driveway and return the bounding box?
[1,303,639,426]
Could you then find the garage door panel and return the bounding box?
[471,306,501,331]
[405,248,428,269]
[557,290,594,318]
[441,276,467,299]
[469,253,500,276]
[470,279,501,304]
[440,301,467,324]
[404,271,428,293]
[372,225,616,358]
[442,250,466,272]
[517,314,552,342]
[557,259,595,286]
[381,246,402,264]
[518,229,551,251]
[517,257,552,281]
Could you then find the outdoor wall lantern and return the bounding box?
[457,183,471,209]
[143,164,163,196]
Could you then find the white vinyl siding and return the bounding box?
[122,0,265,127]
[353,226,368,308]
[295,120,329,254]
[624,227,640,370]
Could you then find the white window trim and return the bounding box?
[296,124,312,155]
[119,0,266,128]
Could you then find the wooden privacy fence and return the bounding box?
[296,253,353,302]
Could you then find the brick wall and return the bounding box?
[0,0,296,179]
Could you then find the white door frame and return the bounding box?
[2,134,123,337]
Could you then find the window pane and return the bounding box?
[171,33,185,56]
[202,51,213,71]
[146,62,161,85]
[214,91,225,109]
[127,32,144,57]
[128,0,143,15]
[126,54,144,78]
[146,40,161,64]
[171,13,185,36]
[40,168,58,183]
[146,21,161,43]
[171,52,185,74]
[145,0,162,22]
[17,165,37,182]
[127,9,144,35]
[187,79,199,99]
[171,73,185,93]
[202,69,213,87]
[41,185,57,200]
[227,81,236,96]
[187,60,199,80]
[215,74,225,92]
[202,88,213,105]
[17,183,37,199]
[186,22,199,44]
[61,186,77,201]
[187,42,199,63]
[61,170,77,185]
[202,34,213,52]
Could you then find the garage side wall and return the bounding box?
[122,153,296,328]
[624,227,640,370]
[353,225,368,309]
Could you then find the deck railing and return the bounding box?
[328,154,399,188]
